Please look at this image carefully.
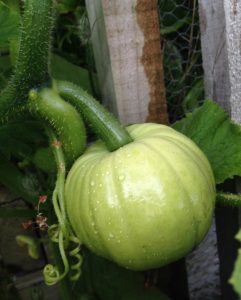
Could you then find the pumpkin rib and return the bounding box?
[157,148,202,248]
[66,157,101,252]
[159,132,214,183]
[137,139,199,248]
[109,147,141,266]
[159,135,215,195]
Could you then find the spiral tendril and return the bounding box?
[69,235,83,281]
[43,264,60,286]
[48,224,60,243]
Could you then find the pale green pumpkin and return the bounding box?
[65,123,216,270]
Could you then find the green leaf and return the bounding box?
[229,230,241,295]
[122,288,170,300]
[32,147,56,174]
[51,54,97,94]
[0,155,39,203]
[56,0,78,13]
[0,122,45,145]
[0,55,12,89]
[0,135,33,158]
[182,79,204,113]
[83,252,143,300]
[0,121,46,159]
[0,1,19,48]
[160,17,190,35]
[0,207,35,218]
[163,42,183,81]
[81,251,171,300]
[173,100,241,184]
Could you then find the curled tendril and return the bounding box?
[44,230,69,285]
[69,235,83,281]
[16,235,40,259]
[43,264,60,286]
[48,224,60,243]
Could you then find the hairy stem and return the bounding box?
[28,88,86,167]
[55,80,133,151]
[216,192,241,207]
[0,0,54,116]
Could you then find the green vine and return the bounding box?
[43,128,82,286]
[216,192,241,207]
[0,0,54,117]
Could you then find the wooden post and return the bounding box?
[85,0,168,125]
[198,1,241,299]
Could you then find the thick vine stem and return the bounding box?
[216,192,241,207]
[0,0,54,116]
[54,80,133,152]
[28,88,86,167]
[44,128,83,286]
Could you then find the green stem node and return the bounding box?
[216,192,241,207]
[55,80,133,151]
[28,88,86,166]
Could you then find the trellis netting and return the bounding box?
[158,0,203,123]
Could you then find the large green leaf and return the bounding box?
[0,1,19,48]
[82,251,170,300]
[0,207,35,218]
[122,288,170,300]
[0,155,39,203]
[173,100,241,184]
[0,54,12,89]
[51,54,98,94]
[0,121,46,159]
[229,230,241,295]
[182,79,204,113]
[160,17,190,35]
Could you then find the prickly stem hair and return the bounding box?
[0,0,54,116]
[55,80,133,151]
[28,88,86,167]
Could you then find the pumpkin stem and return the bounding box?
[216,192,241,207]
[55,80,133,151]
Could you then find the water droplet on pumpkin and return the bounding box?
[118,175,125,181]
[106,171,110,175]
[90,181,95,186]
[99,183,102,187]
[109,233,114,239]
